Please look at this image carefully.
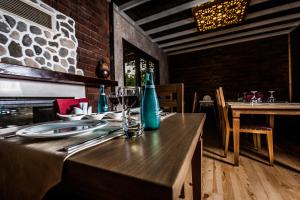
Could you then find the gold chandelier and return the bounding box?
[193,0,249,32]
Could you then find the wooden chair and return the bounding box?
[192,91,198,113]
[216,87,274,165]
[156,83,184,113]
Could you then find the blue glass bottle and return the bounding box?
[142,68,160,130]
[98,85,108,113]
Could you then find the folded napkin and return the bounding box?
[56,98,88,115]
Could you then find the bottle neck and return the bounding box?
[99,85,105,94]
[145,71,154,86]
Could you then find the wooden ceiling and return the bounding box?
[112,0,300,55]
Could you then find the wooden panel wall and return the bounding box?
[168,35,289,112]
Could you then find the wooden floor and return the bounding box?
[201,114,300,200]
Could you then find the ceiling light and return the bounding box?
[193,0,249,32]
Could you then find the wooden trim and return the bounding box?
[288,33,293,102]
[0,63,118,87]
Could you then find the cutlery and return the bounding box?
[0,133,17,139]
[60,127,123,153]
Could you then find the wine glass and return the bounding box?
[109,92,119,111]
[243,92,247,102]
[250,91,258,103]
[117,86,143,138]
[267,91,275,103]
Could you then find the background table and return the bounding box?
[227,102,300,166]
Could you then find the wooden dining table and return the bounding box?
[0,114,206,200]
[227,102,300,166]
[43,113,206,200]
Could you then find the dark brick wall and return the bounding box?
[44,0,110,110]
[291,27,300,102]
[168,35,289,112]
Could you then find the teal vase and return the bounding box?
[98,85,108,113]
[141,68,160,130]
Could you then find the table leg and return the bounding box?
[233,117,240,166]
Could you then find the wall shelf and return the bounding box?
[0,63,118,87]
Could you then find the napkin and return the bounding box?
[56,98,88,115]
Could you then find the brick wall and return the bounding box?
[43,0,110,110]
[168,35,289,112]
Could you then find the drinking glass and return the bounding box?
[117,86,143,138]
[250,91,258,103]
[267,91,275,103]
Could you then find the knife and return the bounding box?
[60,127,123,153]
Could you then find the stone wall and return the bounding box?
[113,8,169,86]
[0,0,82,75]
[43,0,111,78]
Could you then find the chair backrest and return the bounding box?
[156,83,184,113]
[203,95,212,101]
[192,91,198,113]
[216,87,230,131]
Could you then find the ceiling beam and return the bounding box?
[159,13,300,48]
[119,0,151,11]
[250,0,270,6]
[165,21,299,52]
[168,30,290,55]
[136,0,210,25]
[154,1,300,43]
[146,18,194,35]
[247,1,300,20]
[135,0,270,26]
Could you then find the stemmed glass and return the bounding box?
[108,92,119,111]
[243,92,247,102]
[117,86,143,138]
[250,91,258,103]
[267,91,275,103]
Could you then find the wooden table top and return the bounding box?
[227,102,300,110]
[62,113,206,199]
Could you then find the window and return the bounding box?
[123,39,159,87]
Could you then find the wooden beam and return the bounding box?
[158,13,300,45]
[119,0,150,11]
[146,18,194,35]
[154,1,300,42]
[165,22,299,52]
[288,33,293,102]
[136,0,210,25]
[167,30,290,55]
[247,1,300,20]
[250,0,270,6]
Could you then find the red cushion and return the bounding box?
[56,98,88,114]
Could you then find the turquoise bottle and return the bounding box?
[98,85,108,113]
[142,68,160,130]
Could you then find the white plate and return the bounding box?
[16,120,108,139]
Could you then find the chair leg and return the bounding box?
[224,130,230,157]
[266,131,274,166]
[257,134,261,152]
